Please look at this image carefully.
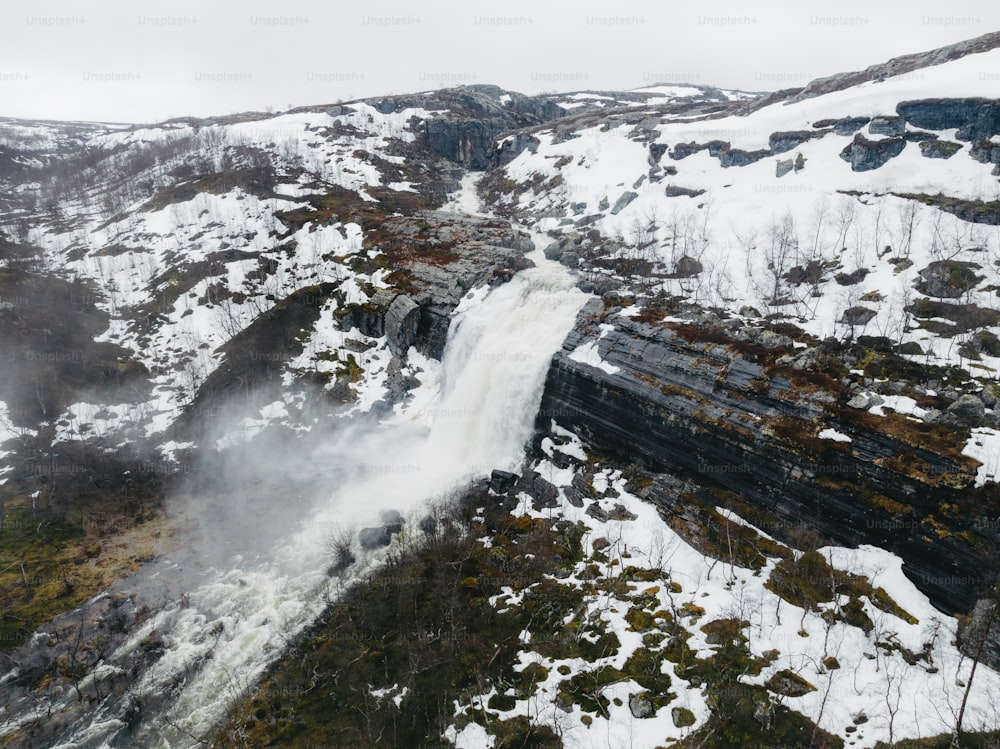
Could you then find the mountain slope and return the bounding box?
[1,32,1000,749]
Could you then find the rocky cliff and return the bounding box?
[536,302,997,615]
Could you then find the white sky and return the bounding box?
[0,0,998,124]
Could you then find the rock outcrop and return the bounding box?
[536,308,992,615]
[839,133,906,171]
[896,98,1000,141]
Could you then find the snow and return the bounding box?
[818,427,852,443]
[444,722,495,749]
[567,322,622,374]
[497,47,1000,380]
[567,340,621,374]
[449,424,1000,748]
[0,401,36,483]
[963,427,1000,486]
[868,394,931,419]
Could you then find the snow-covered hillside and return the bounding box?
[2,30,1000,749]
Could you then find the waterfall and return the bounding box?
[28,236,587,749]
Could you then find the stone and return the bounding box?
[869,115,906,136]
[970,138,1000,164]
[775,158,794,178]
[757,330,794,349]
[941,394,986,426]
[812,116,870,136]
[358,526,392,550]
[769,130,827,153]
[919,140,963,159]
[896,98,1000,141]
[839,133,906,171]
[379,509,404,532]
[489,469,519,494]
[841,306,877,326]
[560,251,580,269]
[718,147,771,168]
[915,260,984,299]
[629,693,654,719]
[530,475,560,508]
[671,706,696,727]
[563,487,585,508]
[981,387,998,409]
[610,191,638,215]
[543,242,564,261]
[673,256,703,278]
[663,185,706,198]
[385,294,421,356]
[765,669,816,697]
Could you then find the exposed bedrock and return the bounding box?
[536,309,996,617]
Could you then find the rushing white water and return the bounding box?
[34,235,587,748]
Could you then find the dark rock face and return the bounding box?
[368,211,533,358]
[839,133,906,171]
[422,119,511,170]
[397,85,564,170]
[385,294,421,356]
[536,316,987,614]
[492,133,540,167]
[896,98,1000,141]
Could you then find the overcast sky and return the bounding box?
[1,0,998,124]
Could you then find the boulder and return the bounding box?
[543,242,564,261]
[775,158,794,178]
[358,526,392,550]
[841,306,877,326]
[489,469,519,494]
[610,191,638,215]
[918,140,962,159]
[915,260,983,299]
[673,256,703,278]
[560,251,580,269]
[869,115,906,136]
[839,133,906,171]
[671,706,696,727]
[629,693,654,719]
[766,669,816,697]
[379,509,404,533]
[941,394,986,426]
